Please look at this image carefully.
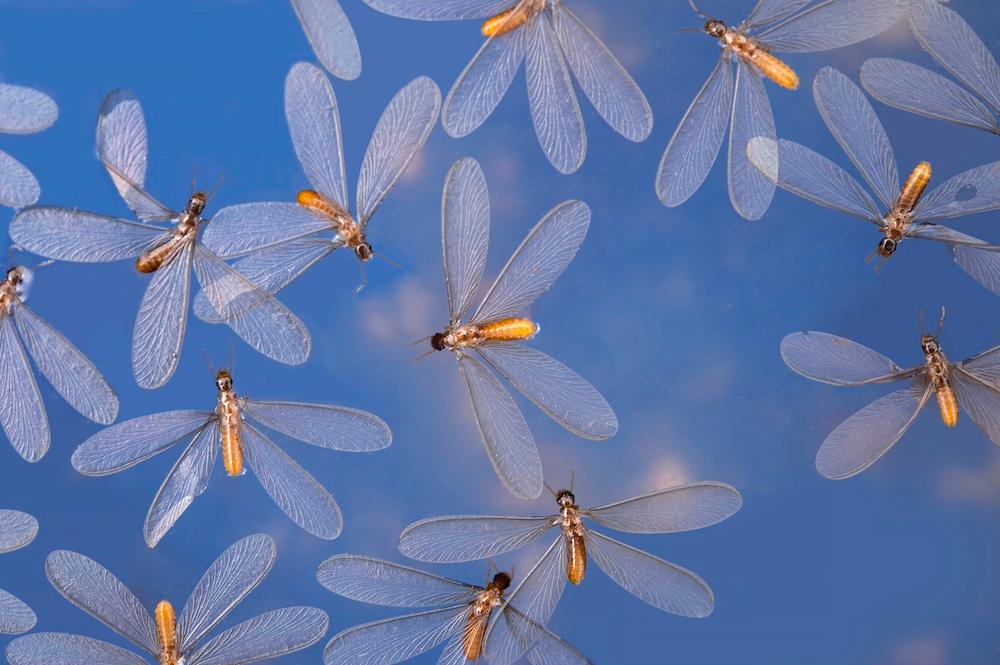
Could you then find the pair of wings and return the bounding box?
[862,0,1000,136]
[440,158,617,500]
[397,482,743,663]
[196,63,440,307]
[6,534,328,665]
[0,297,118,462]
[9,89,312,388]
[656,0,909,220]
[71,398,391,547]
[0,510,38,635]
[781,331,1000,479]
[318,555,591,665]
[0,83,58,208]
[291,0,361,81]
[363,0,652,174]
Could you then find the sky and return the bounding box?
[0,0,998,663]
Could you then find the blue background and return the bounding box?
[0,0,998,663]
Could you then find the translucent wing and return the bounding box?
[201,203,333,259]
[15,303,118,424]
[0,84,57,134]
[584,482,743,534]
[949,242,1000,297]
[398,514,555,563]
[552,6,652,142]
[756,0,909,53]
[321,607,466,665]
[781,332,911,386]
[906,224,999,249]
[909,0,1000,115]
[71,410,212,476]
[728,59,775,221]
[9,207,166,263]
[6,633,146,665]
[241,423,343,539]
[813,67,898,210]
[958,344,1000,386]
[442,158,490,324]
[815,379,932,480]
[131,238,194,389]
[458,353,543,500]
[243,400,391,452]
[915,161,1000,221]
[144,420,219,549]
[286,61,348,206]
[186,606,328,665]
[177,534,277,653]
[443,21,527,138]
[509,610,593,665]
[860,59,1000,134]
[0,149,40,208]
[473,199,589,324]
[477,344,617,440]
[746,138,882,222]
[317,555,479,607]
[742,0,813,30]
[0,589,35,634]
[0,314,48,462]
[524,12,585,174]
[656,58,734,208]
[44,550,159,656]
[290,0,361,81]
[0,510,37,552]
[951,368,1000,447]
[585,530,714,617]
[192,244,311,367]
[360,0,513,20]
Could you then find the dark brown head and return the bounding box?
[430,332,447,351]
[215,369,234,392]
[556,490,576,508]
[920,335,941,356]
[489,572,512,592]
[5,266,25,286]
[188,191,207,217]
[705,19,726,38]
[354,241,373,262]
[877,237,897,257]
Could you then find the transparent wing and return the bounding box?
[0,149,40,208]
[291,0,361,81]
[458,353,543,500]
[0,83,57,134]
[286,61,348,205]
[177,533,277,653]
[321,607,466,665]
[958,344,1000,386]
[9,207,166,263]
[7,634,144,665]
[243,399,391,452]
[242,423,343,540]
[473,199,589,323]
[187,606,328,665]
[131,238,193,390]
[906,224,999,249]
[815,379,932,480]
[0,314,48,462]
[443,21,527,138]
[586,530,714,617]
[360,0,513,20]
[513,611,593,665]
[201,203,333,259]
[552,6,652,142]
[524,12,586,174]
[951,368,1000,447]
[44,550,159,656]
[0,510,37,553]
[915,161,1000,221]
[910,0,1000,115]
[728,59,775,221]
[192,244,311,367]
[813,67,898,210]
[356,76,440,225]
[923,235,1000,297]
[398,514,555,563]
[584,482,743,534]
[0,589,35,634]
[477,344,617,440]
[742,0,813,30]
[144,420,219,549]
[656,57,734,208]
[71,410,212,476]
[317,555,479,607]
[746,138,882,222]
[756,0,909,53]
[15,303,118,424]
[442,157,490,324]
[860,58,1000,134]
[780,331,911,386]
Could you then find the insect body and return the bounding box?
[706,19,798,90]
[135,193,206,273]
[481,0,546,37]
[556,490,587,585]
[878,162,932,257]
[296,190,372,261]
[154,600,178,665]
[921,333,958,427]
[215,369,244,476]
[463,572,511,660]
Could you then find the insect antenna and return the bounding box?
[201,350,218,379]
[410,347,437,365]
[376,252,403,271]
[190,164,199,196]
[918,307,926,337]
[688,0,713,19]
[935,306,946,338]
[355,263,368,293]
[569,469,576,493]
[409,334,434,347]
[206,171,226,202]
[542,480,559,498]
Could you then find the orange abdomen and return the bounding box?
[221,407,243,476]
[155,600,178,665]
[462,612,488,660]
[749,50,798,90]
[297,189,348,220]
[566,534,587,585]
[936,385,958,428]
[898,162,932,213]
[479,318,538,342]
[482,5,531,37]
[136,237,179,274]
